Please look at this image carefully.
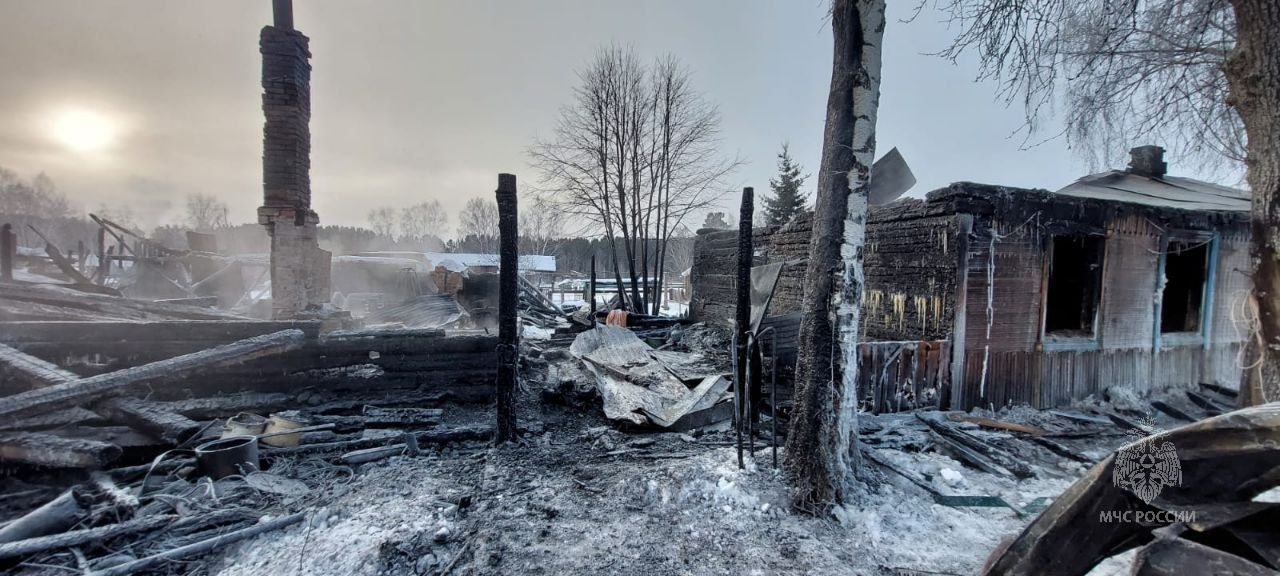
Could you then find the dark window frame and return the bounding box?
[1040,233,1107,344]
[1156,232,1216,343]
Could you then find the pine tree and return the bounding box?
[763,143,809,228]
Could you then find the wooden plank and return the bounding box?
[0,342,79,394]
[0,320,323,343]
[948,413,1048,436]
[91,397,203,444]
[0,329,305,420]
[0,432,122,468]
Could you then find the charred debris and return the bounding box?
[0,1,1276,573]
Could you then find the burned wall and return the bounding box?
[689,204,960,343]
[688,213,815,325]
[947,183,1251,409]
[862,203,960,341]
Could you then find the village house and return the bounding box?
[691,146,1251,411]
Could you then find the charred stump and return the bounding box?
[494,173,520,444]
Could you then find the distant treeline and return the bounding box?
[1,212,695,276]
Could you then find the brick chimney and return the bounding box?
[259,0,330,319]
[1127,145,1167,178]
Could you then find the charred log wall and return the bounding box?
[0,322,498,401]
[689,205,961,343]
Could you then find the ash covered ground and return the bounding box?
[204,328,1138,576]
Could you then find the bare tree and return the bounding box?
[367,206,398,240]
[185,193,230,231]
[939,0,1241,173]
[530,47,738,314]
[519,197,565,256]
[457,197,499,253]
[0,168,73,219]
[399,199,449,241]
[785,0,885,514]
[938,0,1280,402]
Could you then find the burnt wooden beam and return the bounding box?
[91,397,203,445]
[0,320,322,344]
[261,425,493,457]
[0,408,105,432]
[0,283,245,322]
[0,490,86,545]
[494,173,519,443]
[88,511,306,576]
[1151,400,1197,423]
[309,407,441,433]
[0,432,122,468]
[0,329,305,420]
[0,342,79,393]
[156,392,294,420]
[0,513,176,561]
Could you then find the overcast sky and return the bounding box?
[0,1,1198,232]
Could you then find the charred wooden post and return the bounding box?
[0,223,13,282]
[734,187,754,468]
[96,225,107,283]
[494,173,520,443]
[272,0,294,29]
[590,252,597,325]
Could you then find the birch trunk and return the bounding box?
[784,0,885,512]
[1227,0,1280,405]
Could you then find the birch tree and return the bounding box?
[784,0,885,513]
[939,0,1280,403]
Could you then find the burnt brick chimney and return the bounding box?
[258,0,330,319]
[1128,145,1167,178]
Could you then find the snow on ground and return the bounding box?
[214,424,1078,576]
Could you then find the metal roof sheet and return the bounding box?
[1053,171,1249,213]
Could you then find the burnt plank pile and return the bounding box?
[0,308,502,573]
[0,315,498,473]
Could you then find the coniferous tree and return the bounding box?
[762,143,809,228]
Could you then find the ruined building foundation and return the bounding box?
[258,2,330,319]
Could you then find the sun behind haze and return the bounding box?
[49,107,120,154]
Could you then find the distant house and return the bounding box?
[691,146,1250,411]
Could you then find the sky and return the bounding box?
[0,1,1209,233]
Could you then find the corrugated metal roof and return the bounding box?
[1054,171,1249,212]
[424,252,556,273]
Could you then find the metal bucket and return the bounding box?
[261,412,308,448]
[195,435,260,479]
[222,413,267,438]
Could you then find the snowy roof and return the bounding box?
[1054,171,1249,213]
[424,252,557,273]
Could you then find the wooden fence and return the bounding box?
[857,340,950,413]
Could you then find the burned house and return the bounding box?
[691,146,1250,411]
